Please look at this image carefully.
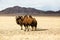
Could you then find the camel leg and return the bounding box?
[24,26,29,31]
[25,26,26,31]
[35,25,37,31]
[26,26,29,31]
[27,26,29,31]
[24,26,27,31]
[20,25,23,30]
[31,26,37,31]
[32,26,34,31]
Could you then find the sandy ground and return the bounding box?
[0,16,60,40]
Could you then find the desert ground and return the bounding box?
[0,16,60,40]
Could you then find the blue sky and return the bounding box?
[0,0,60,11]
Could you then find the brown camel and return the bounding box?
[23,15,29,31]
[16,15,37,31]
[29,15,37,31]
[16,16,24,30]
[23,15,37,31]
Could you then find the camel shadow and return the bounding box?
[33,28,48,31]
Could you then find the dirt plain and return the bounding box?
[0,16,60,40]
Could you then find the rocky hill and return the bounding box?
[0,6,60,16]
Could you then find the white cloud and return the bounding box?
[0,0,60,11]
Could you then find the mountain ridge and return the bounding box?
[0,6,60,16]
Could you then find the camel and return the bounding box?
[16,16,24,30]
[16,15,37,31]
[29,15,37,31]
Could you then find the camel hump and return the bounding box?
[23,15,28,24]
[27,17,33,24]
[29,15,33,18]
[33,18,37,21]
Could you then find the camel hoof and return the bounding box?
[21,29,23,30]
[32,30,33,31]
[24,30,26,31]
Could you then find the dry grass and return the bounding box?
[0,16,60,40]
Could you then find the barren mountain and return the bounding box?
[0,6,60,16]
